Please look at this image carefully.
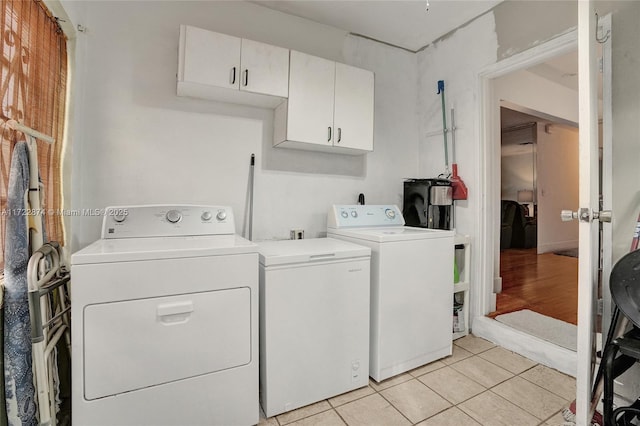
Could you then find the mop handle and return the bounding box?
[248,154,255,241]
[437,80,450,173]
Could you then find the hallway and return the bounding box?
[488,248,578,325]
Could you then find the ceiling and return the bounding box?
[253,0,502,52]
[527,50,578,92]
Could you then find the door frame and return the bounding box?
[474,29,578,323]
[472,30,580,374]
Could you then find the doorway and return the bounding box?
[491,104,580,331]
[471,31,581,376]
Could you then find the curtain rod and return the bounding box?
[6,119,54,144]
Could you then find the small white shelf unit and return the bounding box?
[453,234,471,340]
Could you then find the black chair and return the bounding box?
[602,250,640,425]
[501,200,516,249]
[501,200,537,249]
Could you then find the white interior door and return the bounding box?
[575,2,605,424]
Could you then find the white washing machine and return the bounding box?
[258,238,370,417]
[327,205,454,382]
[71,205,258,426]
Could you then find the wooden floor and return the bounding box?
[487,248,578,325]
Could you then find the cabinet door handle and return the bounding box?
[230,67,236,85]
[243,69,249,86]
[328,126,332,142]
[337,127,342,143]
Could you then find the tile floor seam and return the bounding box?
[328,387,376,409]
[517,370,575,400]
[538,407,566,425]
[375,386,418,425]
[448,356,515,389]
[277,402,333,426]
[477,350,540,374]
[415,372,485,408]
[332,407,349,426]
[489,378,570,421]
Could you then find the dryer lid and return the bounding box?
[72,234,257,265]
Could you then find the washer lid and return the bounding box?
[328,226,454,243]
[71,235,257,265]
[258,238,370,266]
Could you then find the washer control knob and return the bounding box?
[201,211,213,221]
[341,211,349,219]
[216,210,227,221]
[385,209,396,219]
[166,210,182,223]
[351,211,358,218]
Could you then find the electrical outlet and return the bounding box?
[290,229,304,240]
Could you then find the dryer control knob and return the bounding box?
[201,211,213,221]
[385,209,396,219]
[166,210,182,223]
[113,213,127,223]
[341,211,349,219]
[216,210,227,221]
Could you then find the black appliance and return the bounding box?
[403,179,453,230]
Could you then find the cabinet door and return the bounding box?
[180,25,241,90]
[287,51,335,146]
[240,39,289,98]
[334,63,374,152]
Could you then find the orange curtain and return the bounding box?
[0,0,67,269]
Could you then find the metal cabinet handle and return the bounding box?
[230,67,236,85]
[328,126,332,142]
[337,128,342,143]
[243,69,248,86]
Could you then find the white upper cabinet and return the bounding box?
[334,63,374,152]
[180,26,241,90]
[240,38,289,98]
[274,51,374,155]
[286,51,336,148]
[177,25,289,108]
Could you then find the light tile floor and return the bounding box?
[259,335,575,426]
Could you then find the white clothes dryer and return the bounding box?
[71,205,258,426]
[327,205,454,382]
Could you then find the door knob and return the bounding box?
[561,209,612,223]
[593,210,612,223]
[561,210,579,221]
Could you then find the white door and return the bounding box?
[180,26,241,90]
[333,63,374,152]
[575,2,609,424]
[240,39,289,98]
[287,51,335,146]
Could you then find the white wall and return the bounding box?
[501,146,535,202]
[495,69,579,125]
[66,1,418,250]
[536,123,579,253]
[417,12,498,238]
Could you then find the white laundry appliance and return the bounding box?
[71,205,259,426]
[327,204,454,382]
[258,238,371,417]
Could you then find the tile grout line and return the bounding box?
[375,386,418,426]
[517,368,576,401]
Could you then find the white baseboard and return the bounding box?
[472,316,576,377]
[537,239,579,254]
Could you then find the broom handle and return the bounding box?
[450,108,456,165]
[437,80,450,174]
